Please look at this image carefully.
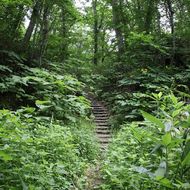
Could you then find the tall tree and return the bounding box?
[144,0,156,33]
[111,0,125,58]
[93,0,99,65]
[38,3,50,64]
[22,1,42,50]
[166,0,175,34]
[60,6,69,62]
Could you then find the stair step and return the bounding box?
[96,128,110,133]
[99,139,110,143]
[97,122,109,126]
[101,144,108,148]
[96,127,109,130]
[93,109,107,112]
[97,134,111,138]
[96,119,109,121]
[93,111,107,114]
[96,130,110,134]
[95,119,109,122]
[96,127,110,132]
[90,99,112,152]
[95,118,108,120]
[94,113,108,115]
[92,105,103,108]
[96,125,109,128]
[96,122,108,124]
[95,116,109,120]
[94,113,108,116]
[92,107,107,110]
[96,129,110,133]
[92,107,106,109]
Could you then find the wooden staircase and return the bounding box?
[91,100,111,151]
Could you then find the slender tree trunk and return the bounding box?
[38,5,50,65]
[156,5,161,33]
[60,7,69,62]
[166,0,175,64]
[119,0,128,48]
[144,0,155,34]
[12,5,24,41]
[135,0,143,31]
[166,0,174,34]
[93,0,98,65]
[22,1,41,50]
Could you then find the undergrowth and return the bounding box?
[0,51,99,189]
[101,94,190,190]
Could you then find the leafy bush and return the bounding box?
[0,109,99,189]
[0,52,91,122]
[0,52,99,189]
[92,64,190,128]
[101,93,190,190]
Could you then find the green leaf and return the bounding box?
[35,100,52,110]
[0,150,12,161]
[162,133,171,146]
[182,140,190,160]
[159,178,173,188]
[172,109,181,117]
[155,161,167,179]
[170,94,178,104]
[182,152,190,166]
[19,175,28,190]
[141,111,165,129]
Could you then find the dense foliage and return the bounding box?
[0,0,190,189]
[101,94,190,189]
[0,110,98,189]
[0,50,99,189]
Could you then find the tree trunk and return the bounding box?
[111,0,125,58]
[60,6,69,62]
[12,5,24,42]
[166,0,175,64]
[144,1,155,34]
[93,0,98,65]
[38,5,50,65]
[22,1,41,50]
[166,0,174,34]
[156,4,161,33]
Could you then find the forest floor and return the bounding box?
[85,99,112,189]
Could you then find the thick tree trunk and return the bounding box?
[22,1,41,50]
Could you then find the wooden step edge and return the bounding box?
[96,125,109,128]
[97,136,111,139]
[96,123,109,126]
[96,128,110,131]
[99,139,111,143]
[96,131,111,134]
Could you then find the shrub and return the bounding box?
[101,94,190,190]
[0,109,99,189]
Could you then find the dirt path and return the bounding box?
[85,99,112,189]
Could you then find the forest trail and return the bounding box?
[92,99,111,151]
[85,98,112,189]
